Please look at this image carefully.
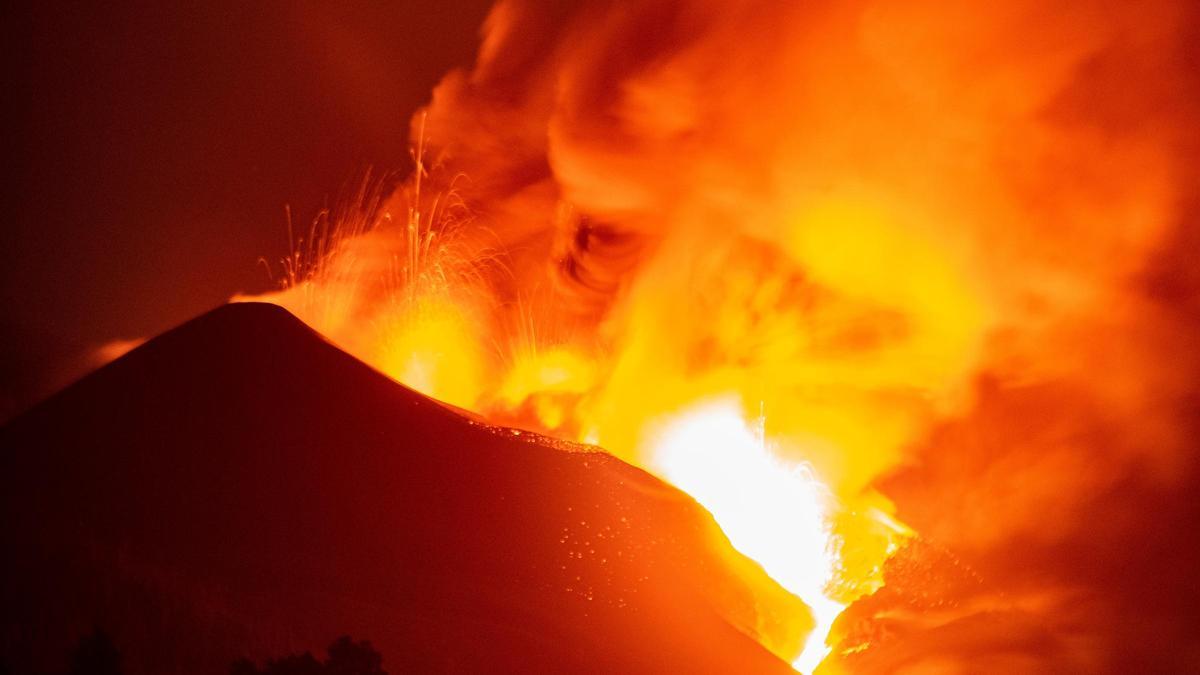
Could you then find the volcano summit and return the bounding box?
[1,302,804,674]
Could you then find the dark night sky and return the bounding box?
[5,1,494,419]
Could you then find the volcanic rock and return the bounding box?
[0,302,807,674]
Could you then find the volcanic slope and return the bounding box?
[0,302,804,674]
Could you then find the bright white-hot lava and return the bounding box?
[645,397,844,672]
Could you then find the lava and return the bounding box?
[644,398,846,671]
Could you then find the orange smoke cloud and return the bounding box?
[235,0,1200,670]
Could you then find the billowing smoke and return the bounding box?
[241,0,1200,670]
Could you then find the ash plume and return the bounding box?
[238,1,1200,669]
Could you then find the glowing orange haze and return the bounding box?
[230,0,1197,670]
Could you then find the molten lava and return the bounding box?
[645,398,845,671]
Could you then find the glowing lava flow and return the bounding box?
[646,397,843,673]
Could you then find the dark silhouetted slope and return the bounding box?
[1,302,804,674]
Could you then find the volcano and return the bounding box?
[0,302,804,674]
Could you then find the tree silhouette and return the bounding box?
[232,636,386,675]
[68,627,122,675]
[325,637,385,675]
[230,658,258,675]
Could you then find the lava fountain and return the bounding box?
[645,398,850,671]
